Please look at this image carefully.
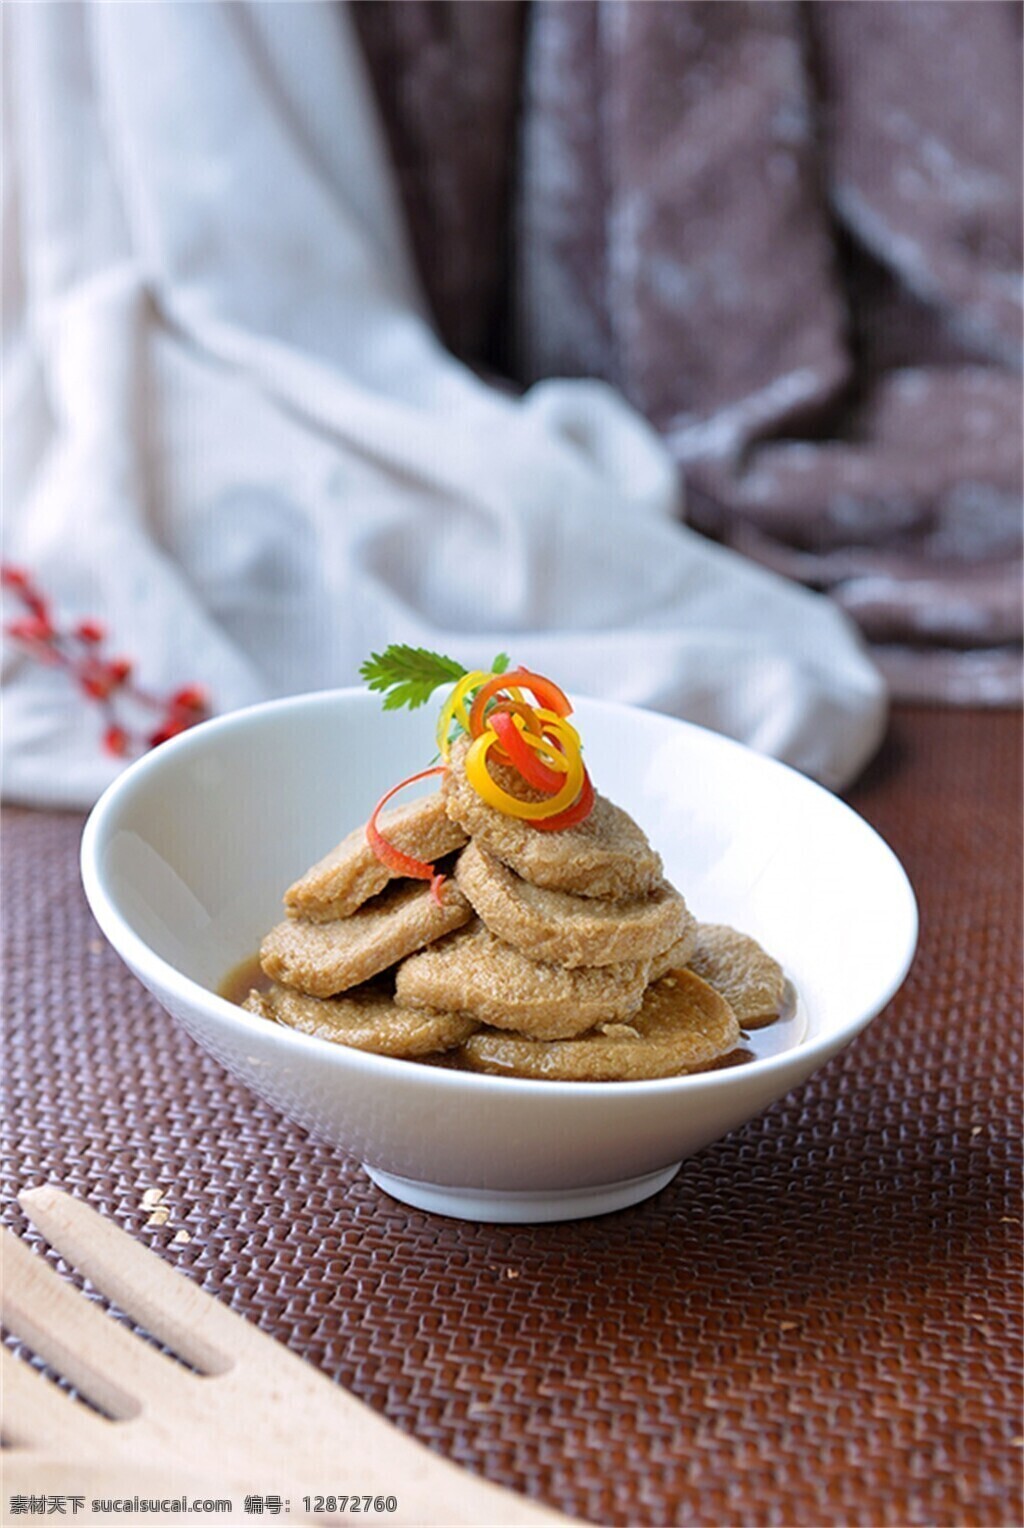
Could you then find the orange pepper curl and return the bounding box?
[366,765,449,905]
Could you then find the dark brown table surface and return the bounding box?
[3,704,1022,1527]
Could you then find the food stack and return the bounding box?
[244,739,785,1080]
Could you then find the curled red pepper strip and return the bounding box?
[366,765,449,906]
[462,666,593,831]
[487,709,566,794]
[468,667,572,741]
[529,766,595,832]
[482,698,539,767]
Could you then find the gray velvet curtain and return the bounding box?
[352,0,1022,703]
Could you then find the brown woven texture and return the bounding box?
[3,705,1021,1527]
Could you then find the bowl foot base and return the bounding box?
[363,1163,682,1223]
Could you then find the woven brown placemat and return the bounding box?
[3,705,1022,1527]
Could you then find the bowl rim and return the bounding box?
[80,686,919,1100]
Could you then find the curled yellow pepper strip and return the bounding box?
[464,721,585,820]
[436,669,532,760]
[491,704,572,774]
[531,707,581,750]
[436,670,490,760]
[513,728,570,774]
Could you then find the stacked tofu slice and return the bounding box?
[244,742,784,1080]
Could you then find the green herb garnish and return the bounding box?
[360,645,510,711]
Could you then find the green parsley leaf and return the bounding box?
[490,652,510,674]
[359,645,468,711]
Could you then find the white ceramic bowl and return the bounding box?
[81,689,917,1223]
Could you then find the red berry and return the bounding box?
[103,725,130,757]
[6,616,54,643]
[170,684,207,712]
[75,619,106,644]
[83,660,133,698]
[147,718,187,748]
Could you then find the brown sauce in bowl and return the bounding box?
[219,953,271,1006]
[219,957,804,1075]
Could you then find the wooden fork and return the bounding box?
[2,1186,579,1526]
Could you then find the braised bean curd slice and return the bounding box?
[231,645,789,1076]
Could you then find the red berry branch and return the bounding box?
[2,564,211,757]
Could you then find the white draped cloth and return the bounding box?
[2,2,886,808]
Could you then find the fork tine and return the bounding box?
[1,1345,112,1450]
[19,1186,234,1376]
[1,1227,198,1419]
